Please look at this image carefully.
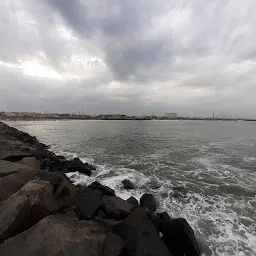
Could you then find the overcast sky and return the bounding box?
[0,0,255,117]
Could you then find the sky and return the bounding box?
[0,0,255,118]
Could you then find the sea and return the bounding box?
[6,120,256,256]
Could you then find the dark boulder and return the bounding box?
[57,188,102,220]
[158,211,171,221]
[160,218,201,256]
[102,196,133,220]
[67,163,92,176]
[57,155,65,160]
[96,208,107,218]
[10,180,59,213]
[0,196,31,243]
[73,157,96,169]
[113,208,172,256]
[103,233,125,256]
[34,170,64,190]
[126,196,139,207]
[73,157,85,166]
[94,217,120,233]
[140,193,157,212]
[0,163,37,201]
[122,179,135,189]
[149,212,161,230]
[0,214,106,256]
[89,181,115,196]
[54,177,77,198]
[40,158,52,170]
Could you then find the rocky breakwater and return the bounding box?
[0,121,202,256]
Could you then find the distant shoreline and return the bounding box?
[2,117,256,122]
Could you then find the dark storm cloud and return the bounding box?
[0,0,256,117]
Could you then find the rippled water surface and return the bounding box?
[7,120,256,256]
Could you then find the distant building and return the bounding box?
[164,113,178,119]
[4,112,16,117]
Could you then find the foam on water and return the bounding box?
[57,146,256,256]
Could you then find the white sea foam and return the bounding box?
[243,156,256,163]
[52,148,256,256]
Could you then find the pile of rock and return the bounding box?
[0,122,202,255]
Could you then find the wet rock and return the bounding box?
[11,180,58,213]
[102,196,133,220]
[140,193,157,212]
[20,157,38,169]
[57,155,65,160]
[0,196,31,243]
[158,211,171,221]
[0,214,106,256]
[103,233,125,256]
[0,163,37,201]
[122,179,135,189]
[113,208,172,256]
[72,158,97,171]
[73,157,85,166]
[68,158,96,175]
[160,218,201,256]
[54,177,77,198]
[88,181,115,196]
[67,163,92,176]
[57,188,102,220]
[126,196,139,207]
[34,170,64,190]
[149,212,161,230]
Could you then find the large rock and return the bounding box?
[34,170,64,190]
[122,179,135,189]
[67,163,92,176]
[113,208,172,256]
[0,160,23,178]
[57,188,102,220]
[140,193,157,212]
[0,162,37,201]
[160,218,201,256]
[158,211,171,221]
[103,233,125,256]
[0,214,106,256]
[54,177,77,198]
[20,157,38,169]
[0,196,31,243]
[102,196,133,220]
[73,157,96,170]
[126,196,139,207]
[11,180,58,212]
[89,181,115,196]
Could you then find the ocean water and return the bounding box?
[7,120,256,256]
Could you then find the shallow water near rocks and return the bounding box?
[7,120,256,256]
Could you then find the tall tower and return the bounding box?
[213,112,215,119]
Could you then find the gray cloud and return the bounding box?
[0,0,256,117]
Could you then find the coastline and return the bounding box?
[0,121,203,255]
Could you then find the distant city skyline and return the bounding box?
[1,110,253,120]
